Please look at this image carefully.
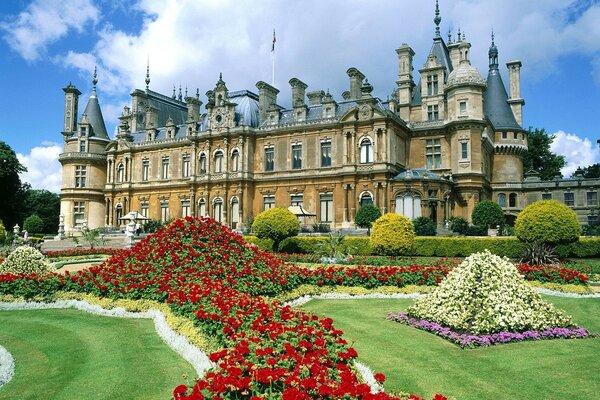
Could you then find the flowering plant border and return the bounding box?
[0,344,14,388]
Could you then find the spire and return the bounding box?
[196,88,200,99]
[178,85,182,101]
[434,0,441,37]
[488,29,499,70]
[172,85,176,99]
[91,66,98,96]
[447,28,452,44]
[145,58,150,90]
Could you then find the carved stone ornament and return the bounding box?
[358,105,373,120]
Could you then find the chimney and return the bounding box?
[185,96,202,123]
[256,81,279,123]
[145,105,159,129]
[506,60,525,126]
[307,90,325,105]
[346,67,365,99]
[62,83,81,137]
[289,78,308,107]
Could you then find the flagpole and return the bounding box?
[271,29,276,86]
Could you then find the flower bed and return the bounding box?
[43,248,121,259]
[516,263,589,285]
[0,218,445,400]
[387,311,590,348]
[0,344,14,388]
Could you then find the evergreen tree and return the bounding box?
[0,141,27,229]
[23,189,60,233]
[522,128,566,180]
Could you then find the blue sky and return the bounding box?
[0,0,599,193]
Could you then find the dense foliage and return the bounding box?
[515,200,581,244]
[573,163,600,178]
[0,245,53,274]
[448,216,468,234]
[354,205,382,232]
[471,200,504,229]
[23,214,44,235]
[22,189,60,233]
[252,207,300,251]
[0,141,27,229]
[522,128,566,180]
[412,217,436,236]
[370,214,415,256]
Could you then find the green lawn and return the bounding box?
[0,309,195,400]
[301,296,600,400]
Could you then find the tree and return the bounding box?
[252,207,300,251]
[23,189,60,233]
[573,163,600,179]
[515,200,581,245]
[471,200,504,229]
[521,128,566,180]
[0,141,27,229]
[23,214,44,235]
[354,205,382,234]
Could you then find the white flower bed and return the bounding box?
[0,300,215,378]
[534,287,600,298]
[0,246,53,274]
[0,345,14,388]
[284,292,423,307]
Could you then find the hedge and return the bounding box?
[243,236,274,252]
[273,236,600,258]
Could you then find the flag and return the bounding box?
[272,29,276,52]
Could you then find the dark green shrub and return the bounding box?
[311,223,331,233]
[471,200,505,228]
[583,223,600,237]
[244,236,274,251]
[252,207,300,251]
[465,225,488,236]
[144,219,166,233]
[412,217,437,236]
[23,214,44,235]
[449,216,469,234]
[515,200,581,244]
[370,213,414,256]
[355,205,382,233]
[0,221,5,243]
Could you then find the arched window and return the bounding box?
[213,198,223,222]
[230,197,240,229]
[359,192,374,207]
[359,138,373,163]
[497,193,506,208]
[117,163,125,183]
[509,193,517,208]
[214,150,224,173]
[395,192,422,219]
[231,149,239,172]
[199,153,207,174]
[198,198,206,217]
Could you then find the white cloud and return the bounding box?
[17,143,62,193]
[0,0,99,61]
[550,130,600,177]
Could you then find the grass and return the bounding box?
[0,308,195,400]
[300,296,600,400]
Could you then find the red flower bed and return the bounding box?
[43,248,121,258]
[516,263,589,285]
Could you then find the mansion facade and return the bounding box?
[58,8,598,234]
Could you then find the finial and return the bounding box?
[196,88,200,99]
[172,85,176,99]
[488,28,499,70]
[92,66,98,92]
[434,0,441,37]
[145,57,150,90]
[185,87,188,98]
[461,30,466,41]
[491,28,495,45]
[219,72,222,80]
[457,27,461,42]
[178,85,182,101]
[447,28,452,44]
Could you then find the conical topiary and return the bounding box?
[407,250,573,334]
[0,246,54,275]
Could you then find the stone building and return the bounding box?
[60,4,544,234]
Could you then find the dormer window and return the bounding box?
[80,127,87,137]
[79,139,86,152]
[325,107,333,118]
[427,105,439,121]
[427,75,439,96]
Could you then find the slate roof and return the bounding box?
[484,69,522,132]
[81,91,109,140]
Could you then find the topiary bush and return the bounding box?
[515,200,581,245]
[413,216,437,236]
[370,213,414,256]
[252,207,300,251]
[0,245,54,274]
[354,205,382,233]
[448,216,469,234]
[471,200,505,229]
[23,214,44,235]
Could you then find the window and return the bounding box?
[75,165,87,188]
[73,201,85,226]
[513,132,518,139]
[427,75,439,96]
[395,193,422,219]
[426,139,441,169]
[140,201,149,219]
[265,146,274,171]
[589,214,599,226]
[587,191,598,206]
[320,192,333,223]
[213,198,223,222]
[161,156,170,179]
[230,197,240,229]
[497,193,506,207]
[542,193,552,200]
[199,154,207,174]
[325,107,333,118]
[292,144,302,169]
[321,141,331,167]
[360,192,373,207]
[459,101,467,115]
[290,194,303,207]
[360,138,373,163]
[117,163,125,182]
[79,139,86,152]
[564,192,574,207]
[160,201,169,222]
[80,127,87,137]
[427,105,439,121]
[502,132,507,139]
[142,159,149,181]
[509,193,517,207]
[461,142,468,159]
[214,150,224,173]
[231,150,239,172]
[181,200,190,218]
[263,195,275,211]
[198,199,206,217]
[182,155,190,178]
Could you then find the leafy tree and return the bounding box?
[0,141,27,229]
[573,163,600,179]
[412,216,437,236]
[522,128,566,180]
[23,214,44,235]
[471,200,505,229]
[515,200,581,245]
[23,189,60,233]
[252,207,300,251]
[354,205,382,234]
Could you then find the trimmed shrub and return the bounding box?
[354,205,382,232]
[252,207,300,251]
[515,200,581,244]
[448,216,469,234]
[370,213,414,256]
[465,225,488,236]
[0,245,54,274]
[413,217,437,236]
[244,236,274,252]
[471,200,505,228]
[23,214,44,235]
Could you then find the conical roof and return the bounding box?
[82,90,109,139]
